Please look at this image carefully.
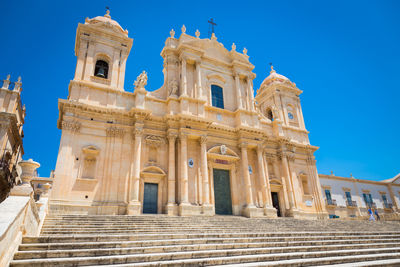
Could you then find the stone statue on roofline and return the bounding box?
[134,71,148,91]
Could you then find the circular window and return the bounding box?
[288,112,294,120]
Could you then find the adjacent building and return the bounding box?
[0,75,25,202]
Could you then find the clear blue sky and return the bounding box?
[1,1,399,180]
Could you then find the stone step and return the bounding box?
[13,242,400,260]
[18,238,400,252]
[23,233,400,243]
[209,253,400,267]
[86,253,400,267]
[10,247,400,266]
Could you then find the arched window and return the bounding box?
[94,60,109,79]
[211,85,224,109]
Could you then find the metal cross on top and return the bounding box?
[208,18,217,36]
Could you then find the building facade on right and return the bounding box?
[319,173,400,219]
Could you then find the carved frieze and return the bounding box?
[145,135,165,146]
[106,127,125,138]
[62,120,81,133]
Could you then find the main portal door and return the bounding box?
[143,183,158,214]
[271,192,281,217]
[213,169,232,215]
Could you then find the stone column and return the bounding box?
[180,57,187,96]
[257,146,275,217]
[247,77,255,111]
[200,136,209,204]
[200,136,213,215]
[195,60,202,99]
[280,151,297,215]
[388,184,400,212]
[167,132,177,215]
[179,132,191,215]
[128,125,143,215]
[256,145,268,206]
[235,73,243,110]
[240,142,256,217]
[306,152,328,218]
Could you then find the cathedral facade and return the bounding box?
[49,11,328,219]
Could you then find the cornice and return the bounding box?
[69,80,134,98]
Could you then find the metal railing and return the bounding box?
[346,200,357,207]
[384,203,393,209]
[326,199,337,206]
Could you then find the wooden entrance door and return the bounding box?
[143,183,158,214]
[271,192,281,217]
[213,169,232,215]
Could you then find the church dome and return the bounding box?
[260,66,290,87]
[85,10,128,36]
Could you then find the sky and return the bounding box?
[0,0,399,180]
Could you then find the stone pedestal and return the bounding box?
[178,203,194,216]
[202,204,214,216]
[127,201,141,215]
[285,208,301,218]
[264,206,278,218]
[9,183,33,197]
[242,205,258,218]
[166,203,178,216]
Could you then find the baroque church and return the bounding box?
[49,10,329,219]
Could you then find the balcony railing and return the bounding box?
[346,200,357,207]
[384,203,393,209]
[326,199,337,206]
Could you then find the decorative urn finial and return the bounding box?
[181,25,186,34]
[170,29,175,38]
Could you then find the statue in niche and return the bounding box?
[134,71,147,90]
[168,79,178,96]
[271,105,280,120]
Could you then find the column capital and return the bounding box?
[200,135,207,145]
[265,152,276,160]
[179,131,189,141]
[257,143,265,153]
[132,126,143,139]
[62,120,81,133]
[167,131,178,141]
[239,142,248,149]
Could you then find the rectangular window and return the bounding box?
[363,193,373,207]
[382,194,388,205]
[211,85,224,109]
[325,189,332,201]
[345,191,352,203]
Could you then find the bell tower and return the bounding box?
[73,10,133,91]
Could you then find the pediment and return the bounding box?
[141,165,166,175]
[207,145,239,159]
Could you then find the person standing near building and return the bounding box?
[374,209,381,221]
[368,207,375,221]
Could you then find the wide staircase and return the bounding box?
[9,215,400,266]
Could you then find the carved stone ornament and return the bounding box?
[195,29,200,38]
[62,120,81,132]
[134,71,148,90]
[220,145,227,155]
[271,105,280,120]
[106,127,125,138]
[145,135,165,146]
[168,79,178,96]
[170,29,175,38]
